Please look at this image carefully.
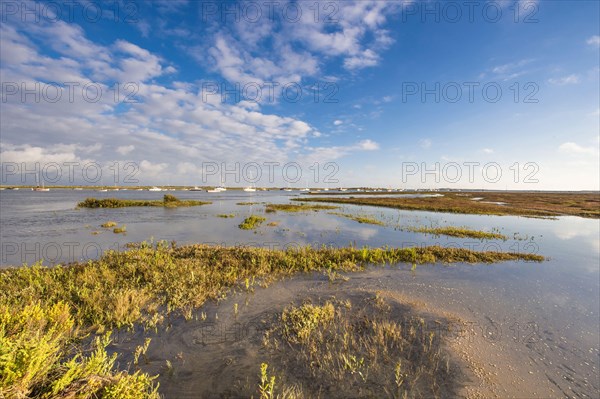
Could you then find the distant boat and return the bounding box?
[32,173,49,191]
[74,188,83,191]
[215,177,227,192]
[300,188,309,192]
[148,187,162,191]
[244,172,256,192]
[97,189,108,192]
[189,186,203,191]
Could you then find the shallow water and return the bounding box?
[1,189,598,396]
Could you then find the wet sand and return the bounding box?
[109,263,599,398]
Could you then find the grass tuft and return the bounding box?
[239,215,267,230]
[265,203,338,213]
[329,212,385,226]
[407,226,507,240]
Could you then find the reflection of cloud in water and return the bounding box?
[283,213,380,242]
[551,217,600,253]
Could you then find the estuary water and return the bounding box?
[1,189,598,396]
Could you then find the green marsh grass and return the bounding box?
[265,203,339,213]
[261,294,459,398]
[407,226,507,240]
[113,225,127,234]
[0,243,544,397]
[239,215,267,230]
[78,195,211,209]
[328,212,385,226]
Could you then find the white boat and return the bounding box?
[215,177,227,192]
[97,189,108,192]
[189,186,204,191]
[300,188,309,192]
[148,187,162,191]
[32,173,49,191]
[244,172,256,192]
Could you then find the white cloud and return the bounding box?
[548,74,580,86]
[117,145,135,155]
[344,49,380,70]
[356,139,380,151]
[587,35,600,47]
[419,139,432,149]
[482,148,494,154]
[489,59,533,80]
[334,120,343,126]
[559,142,598,156]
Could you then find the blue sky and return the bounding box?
[1,0,598,189]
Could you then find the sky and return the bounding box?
[0,0,599,189]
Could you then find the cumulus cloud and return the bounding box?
[356,139,380,151]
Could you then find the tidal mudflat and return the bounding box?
[0,189,598,398]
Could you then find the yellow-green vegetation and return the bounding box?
[296,191,600,219]
[113,225,127,234]
[216,214,235,218]
[267,221,280,227]
[101,221,118,228]
[261,295,456,398]
[239,215,267,230]
[0,302,159,399]
[0,244,544,397]
[329,212,385,226]
[237,202,261,206]
[265,203,339,213]
[0,243,544,331]
[78,195,211,208]
[407,226,507,240]
[280,302,335,343]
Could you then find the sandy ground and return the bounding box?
[109,266,599,398]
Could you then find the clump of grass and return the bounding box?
[216,214,235,218]
[329,212,385,226]
[262,294,455,398]
[0,302,159,398]
[267,221,280,227]
[78,195,211,209]
[407,226,508,240]
[113,225,127,234]
[237,202,261,206]
[265,203,338,213]
[101,221,118,228]
[258,363,276,399]
[239,215,267,230]
[280,302,335,343]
